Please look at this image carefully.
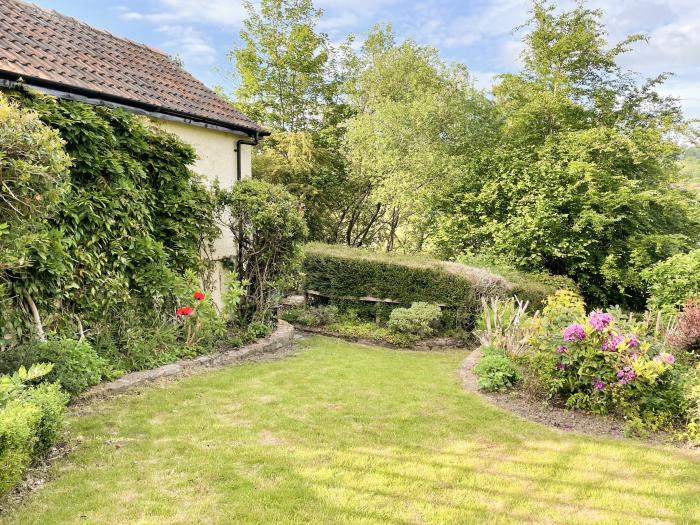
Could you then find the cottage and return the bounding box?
[0,0,268,304]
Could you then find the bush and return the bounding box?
[0,338,110,396]
[2,89,218,356]
[531,305,684,428]
[281,305,339,327]
[387,302,442,337]
[643,249,700,308]
[216,180,308,320]
[0,364,69,496]
[474,352,520,392]
[667,299,700,355]
[302,244,567,331]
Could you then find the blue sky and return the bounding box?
[34,0,700,118]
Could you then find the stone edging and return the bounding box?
[79,321,295,401]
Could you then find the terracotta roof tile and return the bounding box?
[0,0,264,133]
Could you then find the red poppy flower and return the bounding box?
[176,306,193,316]
[193,291,205,301]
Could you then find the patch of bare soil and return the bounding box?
[460,349,690,447]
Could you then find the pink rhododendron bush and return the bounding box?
[478,290,699,441]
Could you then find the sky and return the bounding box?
[31,0,700,118]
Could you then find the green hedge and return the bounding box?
[0,382,68,496]
[302,244,572,317]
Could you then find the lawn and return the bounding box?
[2,337,698,524]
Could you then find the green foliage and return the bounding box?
[0,93,71,272]
[434,2,700,308]
[325,319,419,347]
[387,302,442,337]
[474,352,521,392]
[0,338,111,396]
[216,179,307,319]
[281,305,339,327]
[345,24,498,251]
[230,0,341,132]
[0,366,68,496]
[1,89,217,352]
[683,363,700,445]
[303,244,563,328]
[643,249,700,308]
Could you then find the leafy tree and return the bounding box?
[435,1,700,307]
[230,0,336,132]
[344,24,497,251]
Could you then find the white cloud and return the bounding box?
[120,0,247,27]
[156,25,217,66]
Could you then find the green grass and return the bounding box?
[2,337,699,524]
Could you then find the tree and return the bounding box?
[435,1,700,307]
[344,25,496,251]
[230,0,334,132]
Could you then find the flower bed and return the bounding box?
[473,291,700,443]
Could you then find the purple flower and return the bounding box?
[593,380,605,390]
[627,334,639,349]
[588,311,613,331]
[556,345,566,354]
[616,367,636,385]
[556,362,566,370]
[653,353,675,365]
[563,324,586,342]
[602,335,624,352]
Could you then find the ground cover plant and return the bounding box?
[1,337,698,524]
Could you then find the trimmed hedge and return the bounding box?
[0,382,68,496]
[302,244,571,318]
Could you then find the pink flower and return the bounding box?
[556,345,566,354]
[593,380,605,390]
[653,353,675,365]
[602,335,624,352]
[563,324,586,342]
[556,362,566,370]
[588,311,613,331]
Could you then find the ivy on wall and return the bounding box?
[1,89,218,347]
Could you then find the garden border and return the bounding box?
[460,347,634,441]
[79,321,295,401]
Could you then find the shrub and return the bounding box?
[304,244,502,311]
[2,89,217,356]
[387,302,442,337]
[534,307,684,428]
[643,249,700,308]
[474,352,520,392]
[667,299,700,355]
[216,180,308,320]
[281,305,339,327]
[0,338,110,396]
[476,296,537,356]
[0,364,68,496]
[303,244,567,331]
[684,363,700,445]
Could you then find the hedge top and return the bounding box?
[303,243,571,309]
